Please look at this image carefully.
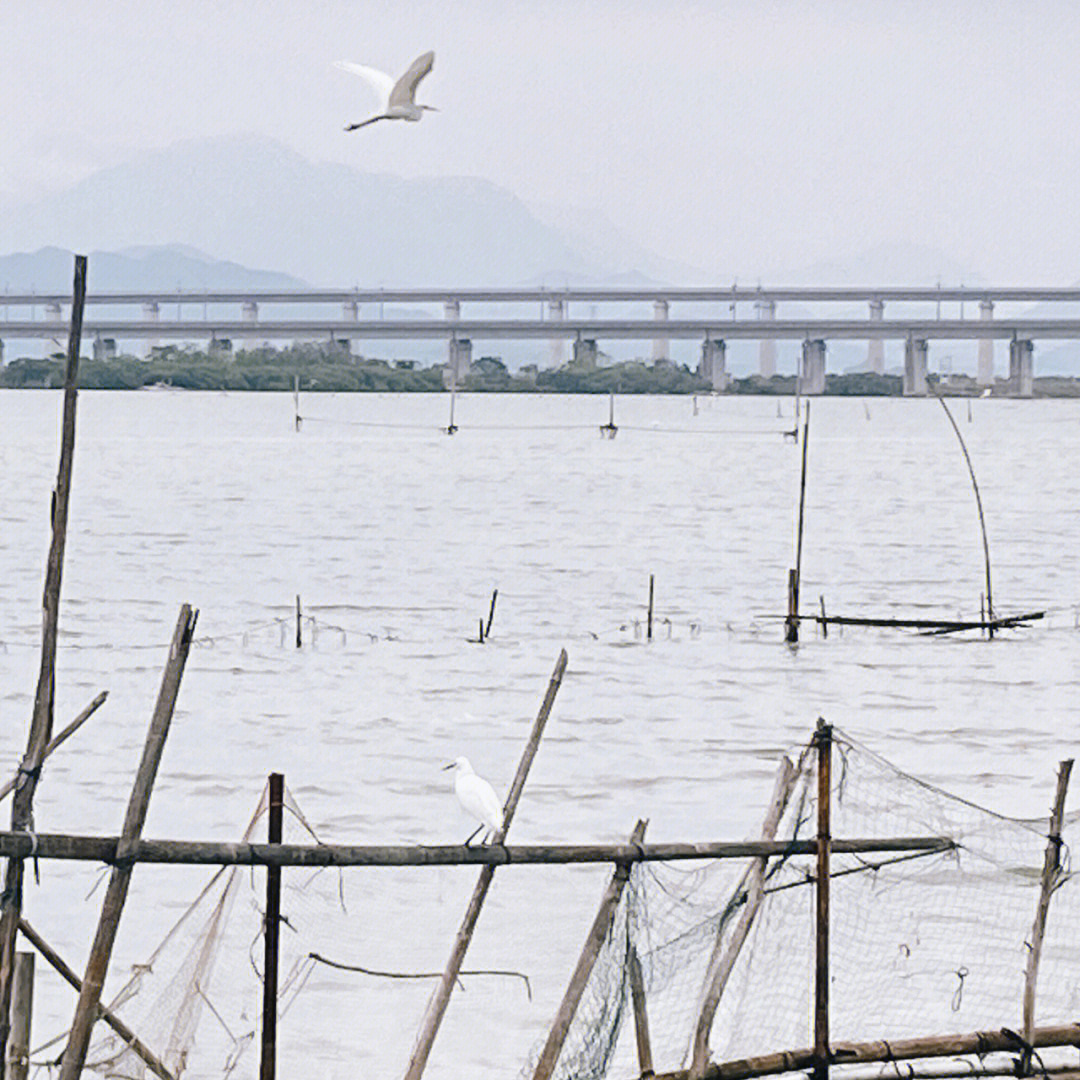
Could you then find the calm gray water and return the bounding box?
[1,389,1078,1078]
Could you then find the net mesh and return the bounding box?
[29,730,1080,1080]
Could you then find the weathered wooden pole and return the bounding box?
[690,757,799,1078]
[7,954,32,1080]
[647,575,655,642]
[295,596,302,649]
[1021,758,1073,1073]
[0,254,86,1078]
[532,820,648,1080]
[629,947,654,1079]
[485,589,498,640]
[814,719,833,1080]
[261,773,285,1080]
[17,919,176,1080]
[58,604,198,1080]
[404,648,567,1080]
[785,403,810,644]
[0,692,107,804]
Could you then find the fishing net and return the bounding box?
[521,728,1080,1080]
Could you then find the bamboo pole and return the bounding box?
[293,373,301,431]
[58,604,198,1080]
[690,757,799,1078]
[647,576,655,642]
[0,832,951,868]
[532,820,647,1080]
[0,692,107,803]
[260,773,284,1080]
[0,254,87,1079]
[785,403,810,643]
[1020,758,1073,1073]
[17,919,176,1080]
[485,589,498,639]
[403,648,568,1080]
[814,720,832,1080]
[629,947,654,1079]
[295,595,302,649]
[7,954,31,1080]
[652,1021,1080,1080]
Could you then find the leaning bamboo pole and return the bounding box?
[532,820,648,1080]
[17,920,176,1080]
[0,692,108,803]
[0,255,87,1079]
[58,605,198,1080]
[813,720,832,1080]
[690,757,799,1078]
[1020,758,1073,1072]
[0,833,952,868]
[403,648,567,1080]
[652,1022,1080,1080]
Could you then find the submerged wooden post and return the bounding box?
[261,773,285,1080]
[532,820,648,1080]
[18,919,176,1080]
[7,954,32,1080]
[58,605,198,1080]
[691,756,799,1078]
[0,691,108,804]
[1021,758,1073,1073]
[814,719,833,1080]
[785,403,811,644]
[0,254,86,1078]
[647,575,655,642]
[629,947,654,1079]
[404,648,568,1080]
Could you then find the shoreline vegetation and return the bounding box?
[4,342,1080,396]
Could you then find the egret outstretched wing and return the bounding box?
[388,50,435,109]
[334,60,395,108]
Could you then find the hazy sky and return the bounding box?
[3,0,1080,282]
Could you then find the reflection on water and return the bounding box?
[1,390,1077,1078]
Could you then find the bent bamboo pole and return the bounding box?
[59,605,198,1080]
[403,648,567,1080]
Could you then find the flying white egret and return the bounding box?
[334,50,437,131]
[443,756,504,845]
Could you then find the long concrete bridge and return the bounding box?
[4,286,1080,396]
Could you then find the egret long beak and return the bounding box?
[441,762,455,770]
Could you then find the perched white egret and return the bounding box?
[334,50,437,131]
[443,756,504,845]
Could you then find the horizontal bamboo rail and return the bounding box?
[0,833,953,868]
[655,1022,1080,1080]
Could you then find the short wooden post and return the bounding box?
[404,649,568,1080]
[531,820,648,1080]
[295,595,302,649]
[260,773,284,1080]
[58,605,198,1080]
[814,719,833,1080]
[293,374,301,432]
[629,947,654,1078]
[784,569,799,643]
[1021,759,1074,1073]
[647,575,655,642]
[7,953,32,1080]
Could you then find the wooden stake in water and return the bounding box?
[293,374,301,432]
[532,820,648,1080]
[785,402,811,643]
[600,393,618,438]
[404,649,568,1080]
[295,596,302,649]
[58,605,198,1080]
[485,589,498,639]
[1021,759,1073,1074]
[0,254,86,1078]
[814,719,833,1080]
[647,575,655,642]
[260,774,284,1080]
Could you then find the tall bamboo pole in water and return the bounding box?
[0,255,86,1078]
